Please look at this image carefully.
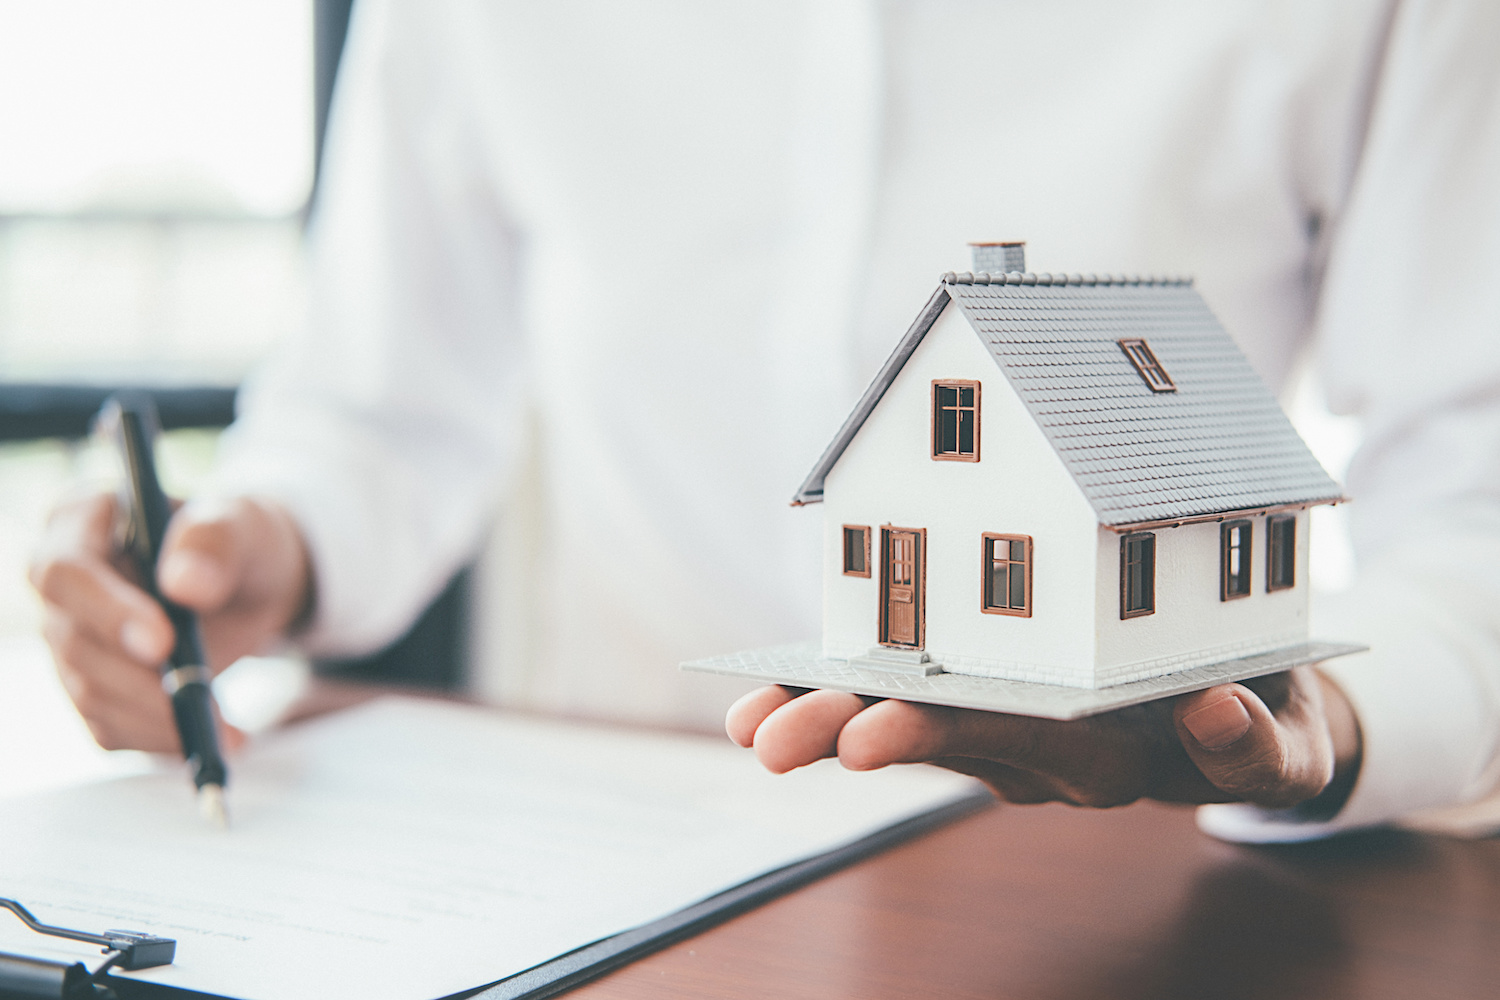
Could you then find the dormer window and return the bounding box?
[932,380,980,461]
[1118,338,1176,393]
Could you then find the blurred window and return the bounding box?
[0,0,312,217]
[0,0,313,385]
[0,1,314,642]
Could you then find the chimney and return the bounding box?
[969,241,1026,275]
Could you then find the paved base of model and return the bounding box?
[682,640,1367,721]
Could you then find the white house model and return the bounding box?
[686,244,1362,719]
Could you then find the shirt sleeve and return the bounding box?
[1200,0,1500,842]
[207,0,528,657]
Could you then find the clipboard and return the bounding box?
[460,791,990,1000]
[0,898,175,1000]
[4,793,991,1000]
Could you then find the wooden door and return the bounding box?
[880,527,925,648]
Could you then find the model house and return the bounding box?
[687,244,1360,718]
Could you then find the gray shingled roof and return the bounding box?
[793,272,1343,526]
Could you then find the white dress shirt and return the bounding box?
[212,0,1500,838]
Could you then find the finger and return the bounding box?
[836,698,1059,771]
[36,491,118,561]
[30,545,174,666]
[44,611,179,752]
[752,689,873,773]
[725,685,802,747]
[1238,671,1295,714]
[158,503,243,611]
[220,722,249,754]
[1173,676,1333,808]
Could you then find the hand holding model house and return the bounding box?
[700,244,1365,813]
[728,666,1361,811]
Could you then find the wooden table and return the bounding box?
[570,799,1500,1000]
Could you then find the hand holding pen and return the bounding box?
[27,397,312,822]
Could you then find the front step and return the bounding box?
[849,646,944,677]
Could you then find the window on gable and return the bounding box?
[1267,514,1296,591]
[842,525,871,577]
[1120,532,1156,618]
[1220,520,1252,600]
[1118,338,1176,393]
[982,533,1032,617]
[932,380,980,461]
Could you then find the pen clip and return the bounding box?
[94,394,167,585]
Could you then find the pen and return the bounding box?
[101,395,230,828]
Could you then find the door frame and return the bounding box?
[878,525,927,649]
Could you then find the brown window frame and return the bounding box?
[1267,514,1296,591]
[981,533,1033,617]
[1220,519,1252,601]
[1118,338,1177,393]
[1120,532,1156,619]
[841,524,872,578]
[931,380,981,462]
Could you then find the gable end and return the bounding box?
[791,285,951,505]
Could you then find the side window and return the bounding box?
[1220,520,1252,600]
[981,533,1032,617]
[932,380,980,461]
[1120,532,1155,619]
[842,525,871,577]
[1267,514,1296,591]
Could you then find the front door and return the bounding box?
[880,526,925,648]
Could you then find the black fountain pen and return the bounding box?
[101,395,229,828]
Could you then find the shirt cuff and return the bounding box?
[1198,574,1500,842]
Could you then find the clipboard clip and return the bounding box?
[1,897,175,999]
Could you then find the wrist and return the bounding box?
[243,496,316,636]
[1300,669,1363,820]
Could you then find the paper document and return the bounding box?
[0,697,978,1000]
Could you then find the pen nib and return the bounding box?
[197,783,230,829]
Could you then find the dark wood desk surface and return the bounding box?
[570,798,1500,1000]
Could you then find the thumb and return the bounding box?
[1173,682,1334,809]
[157,503,242,612]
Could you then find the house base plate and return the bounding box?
[682,640,1367,721]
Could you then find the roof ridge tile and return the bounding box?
[942,271,1193,287]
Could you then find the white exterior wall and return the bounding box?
[1092,510,1311,685]
[819,302,1101,686]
